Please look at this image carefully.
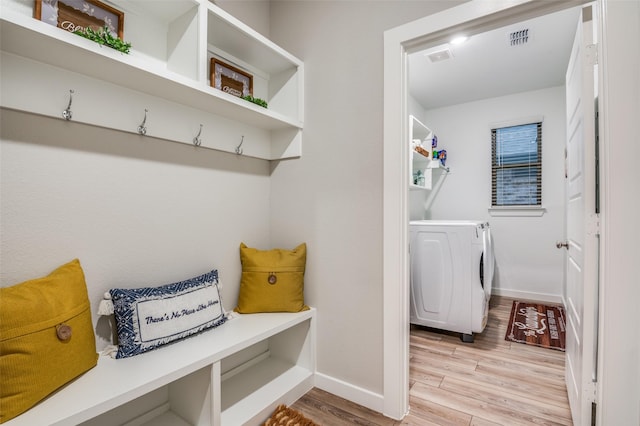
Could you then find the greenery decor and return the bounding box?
[73,26,131,54]
[242,95,268,108]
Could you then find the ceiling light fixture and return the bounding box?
[450,36,468,45]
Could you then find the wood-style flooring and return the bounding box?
[290,296,572,425]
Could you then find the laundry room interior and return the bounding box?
[406,5,580,308]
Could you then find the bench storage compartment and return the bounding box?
[5,309,315,426]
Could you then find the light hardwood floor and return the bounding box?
[290,296,572,425]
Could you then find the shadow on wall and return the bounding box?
[0,109,269,176]
[492,263,501,295]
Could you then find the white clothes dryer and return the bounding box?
[409,220,494,342]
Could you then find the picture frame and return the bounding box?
[210,58,253,98]
[34,0,124,39]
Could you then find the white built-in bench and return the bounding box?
[6,309,315,426]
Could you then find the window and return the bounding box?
[491,122,542,206]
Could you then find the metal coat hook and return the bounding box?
[137,109,148,135]
[235,135,244,155]
[62,90,74,120]
[193,124,203,146]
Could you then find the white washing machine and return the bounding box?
[409,220,494,342]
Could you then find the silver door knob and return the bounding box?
[556,241,569,249]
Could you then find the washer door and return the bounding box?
[410,229,454,327]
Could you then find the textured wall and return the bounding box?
[267,0,465,402]
[0,109,272,350]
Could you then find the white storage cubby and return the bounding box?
[0,0,303,160]
[5,310,316,426]
[409,115,434,190]
[410,149,431,190]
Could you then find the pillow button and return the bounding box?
[268,273,277,285]
[56,324,72,342]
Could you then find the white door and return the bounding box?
[564,4,599,425]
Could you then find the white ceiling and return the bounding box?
[408,6,582,110]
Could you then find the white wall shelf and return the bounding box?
[0,0,304,160]
[409,149,432,191]
[409,115,435,190]
[4,309,315,426]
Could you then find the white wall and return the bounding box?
[598,0,640,423]
[419,86,566,301]
[408,94,426,120]
[0,109,272,350]
[215,0,271,37]
[1,0,281,344]
[267,0,465,408]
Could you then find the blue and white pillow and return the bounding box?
[110,269,227,359]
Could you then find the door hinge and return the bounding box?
[587,213,600,236]
[585,381,598,403]
[586,44,598,65]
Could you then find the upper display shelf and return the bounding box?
[206,4,301,75]
[410,115,432,142]
[0,0,304,159]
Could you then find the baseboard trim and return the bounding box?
[493,288,563,304]
[314,372,384,414]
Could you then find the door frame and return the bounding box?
[382,0,595,419]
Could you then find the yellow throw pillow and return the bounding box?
[0,259,98,423]
[235,243,309,313]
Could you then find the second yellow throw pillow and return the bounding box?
[235,243,309,313]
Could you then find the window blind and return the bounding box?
[491,122,542,206]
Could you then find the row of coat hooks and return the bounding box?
[62,89,246,155]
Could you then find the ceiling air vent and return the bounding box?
[509,28,530,46]
[426,47,453,63]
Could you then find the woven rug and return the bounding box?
[505,300,566,351]
[264,404,319,426]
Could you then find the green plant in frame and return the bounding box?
[242,95,268,108]
[73,26,131,54]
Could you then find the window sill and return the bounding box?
[488,206,546,217]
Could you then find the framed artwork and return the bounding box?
[34,0,124,39]
[210,58,253,98]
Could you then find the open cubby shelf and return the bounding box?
[0,0,304,160]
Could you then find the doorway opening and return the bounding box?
[382,0,593,420]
